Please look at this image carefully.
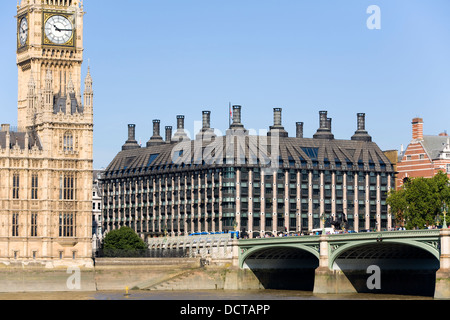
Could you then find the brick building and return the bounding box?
[396,118,450,189]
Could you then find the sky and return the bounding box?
[0,0,449,169]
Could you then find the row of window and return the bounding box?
[10,213,76,238]
[10,173,76,201]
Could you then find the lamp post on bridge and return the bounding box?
[442,203,448,229]
[320,213,326,235]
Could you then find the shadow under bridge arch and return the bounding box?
[330,240,440,297]
[240,244,320,291]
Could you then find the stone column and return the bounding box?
[376,174,381,232]
[320,172,324,229]
[387,174,392,230]
[343,173,347,230]
[284,170,289,232]
[211,172,215,233]
[203,172,208,233]
[313,235,331,293]
[248,169,253,238]
[152,178,156,234]
[261,171,266,236]
[365,173,370,230]
[147,180,151,234]
[296,170,301,233]
[183,175,188,235]
[313,234,358,295]
[331,172,336,224]
[197,173,201,233]
[191,174,195,233]
[353,173,359,232]
[272,171,277,234]
[219,171,223,233]
[308,171,313,231]
[236,169,241,232]
[435,229,450,299]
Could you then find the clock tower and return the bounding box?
[0,0,94,268]
[17,0,85,129]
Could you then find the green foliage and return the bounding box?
[387,171,450,229]
[103,227,147,251]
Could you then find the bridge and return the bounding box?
[238,229,450,299]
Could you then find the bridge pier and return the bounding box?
[313,235,356,295]
[435,229,450,299]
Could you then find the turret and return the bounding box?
[83,67,93,115]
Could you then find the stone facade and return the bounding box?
[0,0,93,267]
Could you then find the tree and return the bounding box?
[103,227,147,251]
[387,171,450,229]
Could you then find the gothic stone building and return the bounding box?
[101,107,396,239]
[0,0,93,266]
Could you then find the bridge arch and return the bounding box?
[240,244,320,269]
[240,243,320,291]
[329,238,440,269]
[328,238,440,296]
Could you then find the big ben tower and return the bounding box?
[17,0,87,129]
[0,0,93,267]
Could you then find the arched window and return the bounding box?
[63,132,73,152]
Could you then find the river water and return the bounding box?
[0,290,434,300]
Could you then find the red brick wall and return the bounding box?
[397,141,450,189]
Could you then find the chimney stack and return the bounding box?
[173,115,190,142]
[351,113,372,142]
[227,105,247,134]
[146,120,164,147]
[313,111,334,140]
[153,120,162,139]
[412,118,424,141]
[165,126,173,143]
[128,124,136,141]
[268,108,288,137]
[296,122,304,138]
[122,124,140,151]
[231,106,242,126]
[196,111,216,140]
[202,111,211,129]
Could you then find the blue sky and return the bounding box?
[0,0,449,169]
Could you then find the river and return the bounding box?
[0,290,434,300]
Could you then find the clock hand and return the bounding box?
[59,29,73,32]
[54,24,62,32]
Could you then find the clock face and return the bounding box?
[44,15,73,45]
[18,17,28,46]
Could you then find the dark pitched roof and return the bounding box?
[0,130,42,150]
[103,134,394,179]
